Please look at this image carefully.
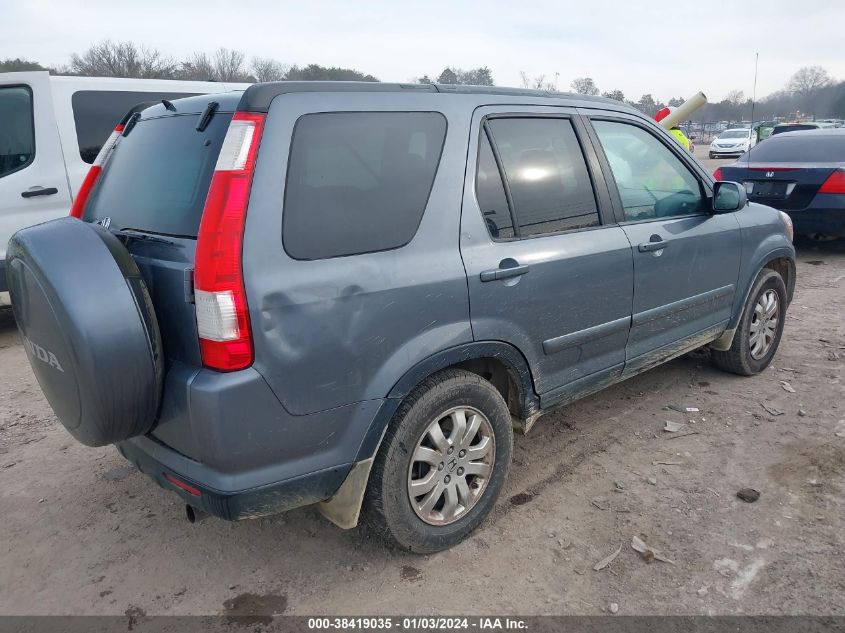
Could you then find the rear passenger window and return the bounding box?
[283,112,447,260]
[484,118,600,237]
[0,86,34,178]
[72,90,197,163]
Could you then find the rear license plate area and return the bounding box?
[745,181,790,199]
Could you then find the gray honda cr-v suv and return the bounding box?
[6,82,795,553]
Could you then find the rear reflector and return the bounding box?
[194,112,265,371]
[164,473,201,497]
[819,169,845,194]
[69,125,123,218]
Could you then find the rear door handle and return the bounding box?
[638,239,669,253]
[480,264,530,282]
[21,186,59,199]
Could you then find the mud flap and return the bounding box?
[318,458,374,529]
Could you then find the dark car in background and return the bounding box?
[716,129,845,239]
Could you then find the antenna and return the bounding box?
[748,52,759,167]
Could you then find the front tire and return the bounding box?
[711,269,787,376]
[363,369,513,553]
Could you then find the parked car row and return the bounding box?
[5,82,796,552]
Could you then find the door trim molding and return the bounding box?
[632,284,734,327]
[543,315,630,355]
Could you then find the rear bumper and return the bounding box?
[117,437,351,520]
[117,363,385,520]
[784,208,845,236]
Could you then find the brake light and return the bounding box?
[194,112,265,371]
[819,169,845,194]
[69,124,123,218]
[713,168,723,181]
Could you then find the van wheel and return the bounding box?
[711,269,787,376]
[363,369,513,553]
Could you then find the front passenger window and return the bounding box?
[593,120,705,221]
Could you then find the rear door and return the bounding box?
[584,113,741,371]
[460,107,634,405]
[0,72,72,267]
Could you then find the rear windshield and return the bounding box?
[84,112,231,237]
[740,135,845,163]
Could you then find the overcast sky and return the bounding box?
[4,0,844,101]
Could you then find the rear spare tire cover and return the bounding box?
[6,217,163,446]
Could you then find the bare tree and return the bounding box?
[252,57,287,82]
[213,48,250,82]
[725,89,745,105]
[70,40,178,78]
[180,52,216,81]
[180,48,252,82]
[520,71,554,90]
[787,66,832,98]
[570,77,599,95]
[602,89,625,101]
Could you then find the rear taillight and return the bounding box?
[819,169,845,194]
[713,168,723,181]
[69,124,123,218]
[194,112,265,371]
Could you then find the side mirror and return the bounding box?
[712,181,748,213]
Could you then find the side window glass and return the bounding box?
[475,132,514,239]
[0,86,34,178]
[487,118,600,237]
[284,112,447,260]
[592,120,705,221]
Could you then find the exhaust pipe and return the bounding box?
[185,505,208,524]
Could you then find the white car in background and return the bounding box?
[0,72,248,306]
[709,128,756,158]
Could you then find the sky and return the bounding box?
[3,0,845,102]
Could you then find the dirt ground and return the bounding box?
[1,208,843,616]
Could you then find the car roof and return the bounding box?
[137,81,643,121]
[236,81,634,112]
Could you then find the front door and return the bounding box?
[586,115,741,371]
[0,72,72,270]
[460,108,634,406]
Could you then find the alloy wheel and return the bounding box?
[407,406,495,526]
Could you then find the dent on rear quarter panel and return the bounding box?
[240,92,474,416]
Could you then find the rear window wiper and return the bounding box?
[112,228,176,246]
[196,101,219,132]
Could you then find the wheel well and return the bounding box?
[764,256,795,303]
[451,357,524,419]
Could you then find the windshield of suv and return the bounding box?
[83,111,232,237]
[718,130,750,139]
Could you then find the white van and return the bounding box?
[0,72,248,304]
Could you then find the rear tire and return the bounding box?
[711,269,787,376]
[363,369,513,554]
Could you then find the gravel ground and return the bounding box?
[0,232,842,617]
